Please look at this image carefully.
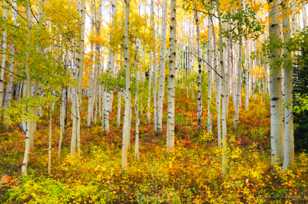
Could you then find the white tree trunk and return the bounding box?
[167,0,176,150]
[122,0,131,170]
[269,0,283,165]
[217,0,228,175]
[48,103,54,175]
[157,0,167,134]
[0,2,8,108]
[87,43,95,127]
[3,0,17,108]
[134,41,140,160]
[58,88,67,159]
[282,3,294,169]
[210,16,221,146]
[103,0,116,133]
[71,0,85,154]
[194,9,202,129]
[245,40,251,111]
[21,1,33,176]
[117,92,122,128]
[234,39,242,130]
[207,17,212,133]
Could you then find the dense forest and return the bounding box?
[0,0,307,203]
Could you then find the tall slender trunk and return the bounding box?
[268,0,283,165]
[207,16,212,133]
[194,8,202,129]
[3,0,17,108]
[58,88,67,159]
[0,2,8,108]
[21,1,33,176]
[122,0,131,170]
[210,16,221,145]
[167,0,176,150]
[217,0,228,175]
[234,37,241,130]
[134,40,140,160]
[48,103,54,175]
[157,0,167,134]
[71,0,85,154]
[245,40,250,111]
[104,0,116,133]
[117,92,122,127]
[87,43,95,127]
[282,1,294,169]
[152,2,158,133]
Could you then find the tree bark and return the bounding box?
[58,88,67,159]
[122,0,131,170]
[207,16,212,133]
[268,0,283,165]
[71,0,85,154]
[167,0,176,150]
[194,8,202,129]
[3,0,17,108]
[157,0,167,134]
[0,2,8,108]
[282,1,294,169]
[21,1,33,176]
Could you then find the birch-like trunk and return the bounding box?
[0,2,8,108]
[122,0,131,169]
[166,0,176,150]
[157,0,167,134]
[194,9,202,129]
[21,1,33,176]
[268,0,283,165]
[104,0,116,133]
[244,40,250,111]
[206,17,212,133]
[282,2,294,169]
[71,0,85,154]
[3,0,17,108]
[58,88,67,159]
[234,38,242,130]
[217,1,228,175]
[87,43,95,127]
[48,103,54,175]
[210,16,221,145]
[134,40,140,160]
[117,92,122,127]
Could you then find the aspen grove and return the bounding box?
[0,0,308,203]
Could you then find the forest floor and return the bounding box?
[0,89,307,203]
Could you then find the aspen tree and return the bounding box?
[0,1,8,108]
[282,1,294,169]
[207,16,212,133]
[234,31,242,130]
[21,0,33,176]
[122,0,131,169]
[48,103,54,175]
[210,15,221,146]
[104,0,117,133]
[58,88,67,159]
[244,40,249,111]
[117,92,122,127]
[157,0,167,134]
[194,7,202,129]
[71,0,85,154]
[268,0,283,165]
[167,0,176,150]
[134,39,140,160]
[146,0,154,125]
[217,0,228,175]
[3,0,18,108]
